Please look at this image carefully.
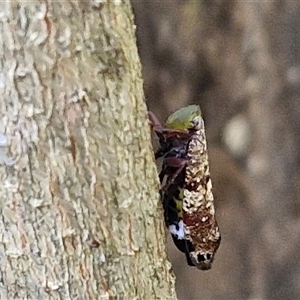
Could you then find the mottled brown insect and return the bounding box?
[149,105,221,270]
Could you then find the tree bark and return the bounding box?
[0,1,176,299]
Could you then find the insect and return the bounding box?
[148,105,221,270]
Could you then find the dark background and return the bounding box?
[132,1,300,299]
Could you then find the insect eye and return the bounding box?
[191,116,201,130]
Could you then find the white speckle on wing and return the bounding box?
[169,220,185,240]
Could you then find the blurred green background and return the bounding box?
[132,1,300,299]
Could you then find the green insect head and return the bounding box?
[165,105,202,131]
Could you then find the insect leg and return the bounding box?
[161,157,188,191]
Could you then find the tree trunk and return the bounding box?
[0,1,176,299]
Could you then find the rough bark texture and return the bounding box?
[0,1,176,299]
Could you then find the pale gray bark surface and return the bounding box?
[0,1,176,299]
